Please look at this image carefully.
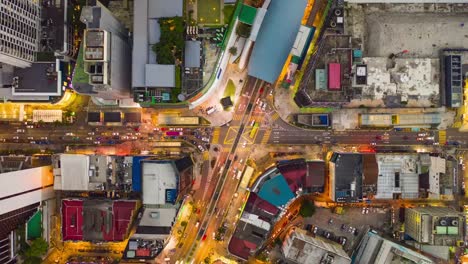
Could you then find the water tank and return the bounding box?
[330,21,337,28]
[452,220,459,226]
[440,219,447,226]
[334,9,342,16]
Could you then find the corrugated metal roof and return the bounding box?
[184,41,201,68]
[145,64,175,87]
[328,63,341,90]
[148,0,183,19]
[248,0,307,83]
[132,0,148,87]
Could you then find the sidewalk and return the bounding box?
[195,64,248,127]
[273,85,300,123]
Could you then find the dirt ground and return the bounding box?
[345,3,468,58]
[365,13,468,58]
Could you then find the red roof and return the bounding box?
[136,248,151,257]
[328,63,341,90]
[62,200,136,242]
[62,200,84,241]
[228,236,256,260]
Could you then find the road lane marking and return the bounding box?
[271,112,280,121]
[439,130,446,145]
[261,130,272,144]
[211,128,220,144]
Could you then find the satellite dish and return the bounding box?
[177,94,186,101]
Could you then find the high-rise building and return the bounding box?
[0,156,55,264]
[282,228,351,264]
[354,230,434,264]
[0,0,41,68]
[405,207,463,246]
[74,0,131,100]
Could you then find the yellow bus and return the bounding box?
[249,122,259,138]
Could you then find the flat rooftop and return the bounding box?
[248,0,308,83]
[362,57,439,106]
[12,63,60,95]
[142,161,178,205]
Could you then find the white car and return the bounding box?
[27,136,34,140]
[16,129,25,133]
[197,145,205,152]
[94,141,101,145]
[41,136,48,140]
[65,132,74,136]
[86,137,93,140]
[26,125,34,128]
[88,132,95,136]
[13,136,19,140]
[112,132,119,136]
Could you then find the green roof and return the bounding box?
[72,43,89,86]
[239,4,257,25]
[447,226,459,235]
[27,210,42,240]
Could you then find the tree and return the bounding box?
[26,238,48,258]
[228,46,238,56]
[236,22,252,38]
[299,200,316,217]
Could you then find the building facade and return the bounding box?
[282,228,351,264]
[0,0,41,68]
[405,207,463,246]
[75,1,131,100]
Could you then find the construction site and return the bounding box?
[296,2,468,110]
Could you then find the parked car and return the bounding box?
[338,236,347,246]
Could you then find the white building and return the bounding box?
[76,1,132,100]
[354,231,434,264]
[0,0,41,68]
[0,158,55,264]
[52,154,133,191]
[282,228,351,264]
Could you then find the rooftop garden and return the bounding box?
[152,17,184,65]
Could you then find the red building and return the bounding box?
[328,63,341,90]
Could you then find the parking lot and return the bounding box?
[303,207,391,252]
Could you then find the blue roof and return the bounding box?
[248,0,307,83]
[132,156,150,192]
[257,175,294,207]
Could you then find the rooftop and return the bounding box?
[283,229,351,264]
[145,64,175,87]
[135,207,176,238]
[62,199,137,241]
[362,57,439,106]
[353,231,434,264]
[257,174,295,207]
[53,154,133,192]
[184,41,201,68]
[142,161,178,205]
[330,153,363,202]
[248,0,308,83]
[375,154,420,199]
[132,0,183,88]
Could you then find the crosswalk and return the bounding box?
[261,130,271,144]
[203,151,210,160]
[212,127,220,144]
[233,113,243,121]
[271,112,280,121]
[438,130,446,145]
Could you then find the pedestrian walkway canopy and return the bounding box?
[239,4,257,25]
[248,0,308,83]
